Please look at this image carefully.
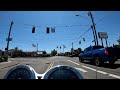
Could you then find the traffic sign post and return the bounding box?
[98,32,108,47]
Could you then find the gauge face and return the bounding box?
[48,68,79,79]
[4,65,37,79]
[7,68,32,79]
[42,65,84,79]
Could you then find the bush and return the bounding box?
[3,56,8,61]
[0,56,8,62]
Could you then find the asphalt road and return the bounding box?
[0,56,120,79]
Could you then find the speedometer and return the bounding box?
[4,64,37,79]
[42,65,84,79]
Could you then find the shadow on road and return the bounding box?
[102,63,120,69]
[82,61,120,69]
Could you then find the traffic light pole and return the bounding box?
[6,21,13,52]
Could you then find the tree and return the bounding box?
[117,37,120,45]
[43,51,47,54]
[15,47,19,51]
[51,49,57,56]
[12,47,24,57]
[78,48,82,52]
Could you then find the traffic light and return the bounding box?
[46,27,50,34]
[79,41,81,44]
[32,27,35,33]
[51,27,55,33]
[83,38,85,41]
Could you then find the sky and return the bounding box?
[0,11,120,53]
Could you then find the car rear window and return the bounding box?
[93,46,104,50]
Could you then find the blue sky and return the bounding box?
[0,11,120,53]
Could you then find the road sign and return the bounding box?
[6,38,12,41]
[98,32,108,38]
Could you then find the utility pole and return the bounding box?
[72,43,73,55]
[91,25,97,45]
[6,21,14,53]
[63,45,64,53]
[36,43,38,52]
[63,45,65,53]
[88,11,98,46]
[36,43,38,58]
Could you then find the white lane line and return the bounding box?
[82,65,107,74]
[109,74,120,79]
[82,65,96,71]
[68,60,120,79]
[97,70,107,75]
[75,67,87,73]
[68,60,80,65]
[68,60,87,73]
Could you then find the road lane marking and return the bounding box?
[46,61,54,71]
[109,74,120,79]
[67,60,120,79]
[75,67,87,73]
[68,60,80,65]
[97,70,107,75]
[82,65,96,71]
[82,65,107,74]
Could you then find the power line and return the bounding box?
[96,13,113,25]
[67,27,92,49]
[66,13,114,50]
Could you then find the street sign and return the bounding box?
[98,32,108,38]
[6,38,12,41]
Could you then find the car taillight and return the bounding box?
[105,50,108,55]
